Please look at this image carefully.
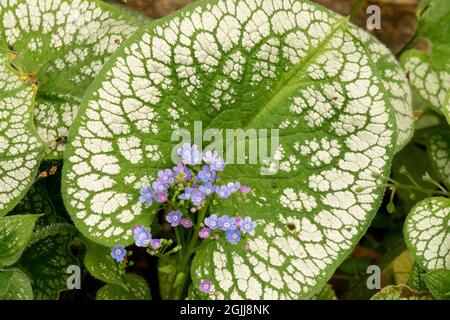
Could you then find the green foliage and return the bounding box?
[96,274,151,300]
[371,285,433,300]
[0,269,34,300]
[422,268,450,300]
[0,214,40,267]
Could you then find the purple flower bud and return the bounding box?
[199,227,211,239]
[199,279,212,293]
[111,244,127,262]
[181,218,193,228]
[166,210,182,227]
[155,192,168,203]
[239,185,252,194]
[150,238,162,249]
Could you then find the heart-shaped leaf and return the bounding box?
[0,53,46,217]
[0,214,40,267]
[62,0,397,298]
[96,273,151,300]
[370,285,433,300]
[400,0,450,119]
[404,197,450,271]
[0,268,34,300]
[427,129,450,188]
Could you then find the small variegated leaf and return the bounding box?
[370,285,433,300]
[0,0,138,158]
[400,0,450,118]
[62,0,397,299]
[1,268,34,300]
[84,239,126,287]
[0,214,40,267]
[0,54,46,217]
[96,274,151,300]
[408,262,428,292]
[422,268,450,300]
[351,28,413,152]
[404,197,450,271]
[427,129,450,188]
[9,183,55,218]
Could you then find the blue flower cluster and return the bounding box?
[202,214,257,244]
[139,144,250,209]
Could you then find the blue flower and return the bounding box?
[202,150,219,164]
[111,244,127,262]
[133,225,152,247]
[178,143,202,165]
[225,230,241,244]
[204,213,219,230]
[173,163,192,182]
[210,157,225,171]
[215,185,231,199]
[196,165,216,183]
[152,180,167,194]
[218,215,237,231]
[227,181,241,193]
[150,239,162,249]
[139,187,153,206]
[199,183,214,196]
[166,210,182,227]
[191,190,205,206]
[157,169,174,185]
[240,217,257,233]
[154,192,168,203]
[179,186,193,200]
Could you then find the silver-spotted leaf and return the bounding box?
[427,129,450,188]
[0,269,14,297]
[96,273,151,300]
[0,53,46,217]
[370,285,433,300]
[422,268,450,300]
[400,0,450,118]
[0,214,40,267]
[84,239,126,287]
[404,197,450,271]
[0,0,138,158]
[62,0,396,299]
[0,268,34,300]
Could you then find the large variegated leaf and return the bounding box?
[422,268,450,300]
[0,268,34,300]
[62,0,396,298]
[0,214,40,267]
[427,129,450,188]
[370,285,433,300]
[96,274,151,300]
[0,54,45,217]
[0,0,138,159]
[400,0,450,118]
[404,197,450,271]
